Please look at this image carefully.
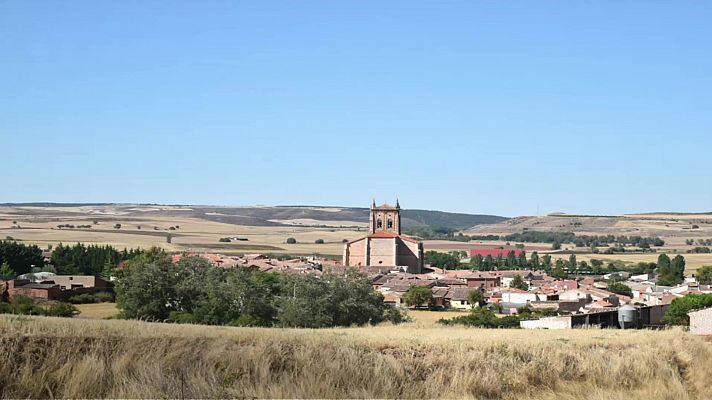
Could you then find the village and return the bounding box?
[5,201,712,333]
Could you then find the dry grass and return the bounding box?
[0,215,356,256]
[0,315,710,399]
[74,303,118,319]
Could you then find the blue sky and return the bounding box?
[2,1,711,216]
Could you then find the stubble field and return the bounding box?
[1,315,710,399]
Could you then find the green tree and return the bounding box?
[510,274,529,291]
[568,254,577,270]
[551,263,566,279]
[663,294,712,325]
[506,251,517,268]
[467,289,485,308]
[696,266,712,285]
[470,254,483,270]
[424,251,461,269]
[0,262,14,278]
[657,254,685,286]
[530,252,540,270]
[517,252,527,268]
[607,282,633,297]
[402,285,434,310]
[277,269,386,328]
[0,240,44,275]
[286,237,297,244]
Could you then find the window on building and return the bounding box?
[387,219,393,229]
[377,219,382,228]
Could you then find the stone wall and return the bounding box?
[689,307,712,335]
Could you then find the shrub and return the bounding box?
[286,238,297,244]
[315,239,324,244]
[44,302,77,317]
[384,305,409,324]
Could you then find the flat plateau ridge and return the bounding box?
[464,213,712,241]
[0,203,506,230]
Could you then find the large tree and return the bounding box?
[510,274,529,291]
[663,294,712,326]
[657,254,685,286]
[402,285,434,310]
[696,265,712,285]
[0,240,44,275]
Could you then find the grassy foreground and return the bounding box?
[0,316,710,399]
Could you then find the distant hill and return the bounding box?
[0,203,507,231]
[188,205,507,230]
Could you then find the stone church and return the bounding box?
[342,200,424,273]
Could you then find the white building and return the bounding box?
[500,288,537,304]
[689,307,712,335]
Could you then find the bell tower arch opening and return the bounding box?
[369,199,401,235]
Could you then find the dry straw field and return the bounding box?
[1,315,711,399]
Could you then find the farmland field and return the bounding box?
[74,303,119,319]
[3,205,712,271]
[0,315,709,399]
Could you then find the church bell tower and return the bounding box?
[369,199,401,235]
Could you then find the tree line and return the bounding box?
[424,250,687,284]
[502,232,664,248]
[115,249,406,328]
[50,243,145,276]
[0,240,145,277]
[405,228,665,250]
[0,240,44,276]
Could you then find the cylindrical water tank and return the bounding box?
[618,305,637,329]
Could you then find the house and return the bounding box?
[462,272,500,289]
[4,280,63,300]
[431,287,450,308]
[688,307,712,335]
[559,287,628,307]
[495,270,537,288]
[447,287,478,310]
[383,292,404,307]
[43,275,108,290]
[500,288,537,304]
[585,300,616,310]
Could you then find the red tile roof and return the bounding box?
[368,231,399,239]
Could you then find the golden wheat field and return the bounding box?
[1,315,710,399]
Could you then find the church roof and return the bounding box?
[367,231,422,244]
[368,231,400,239]
[371,201,400,209]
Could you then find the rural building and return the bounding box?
[4,280,63,300]
[43,275,108,290]
[462,272,500,289]
[688,307,712,335]
[343,201,424,273]
[500,288,537,304]
[521,316,572,330]
[447,287,479,310]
